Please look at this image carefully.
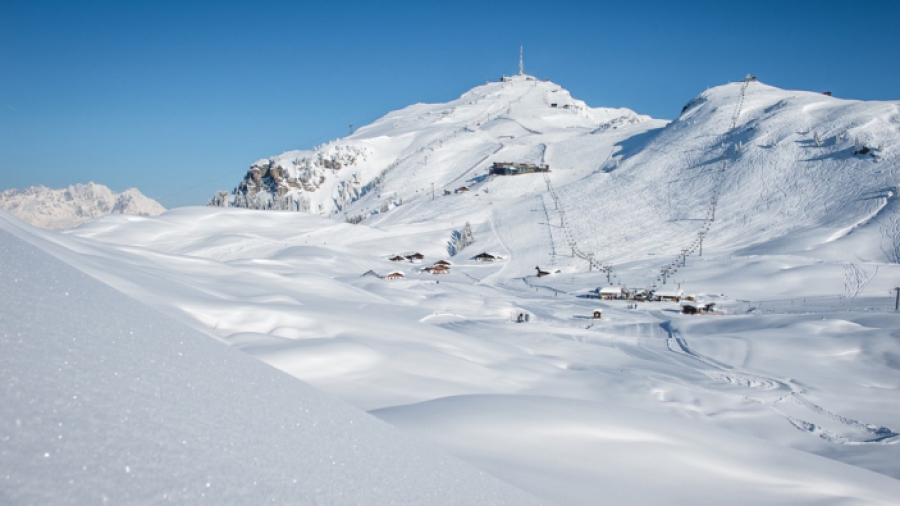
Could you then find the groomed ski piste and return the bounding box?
[3,73,900,505]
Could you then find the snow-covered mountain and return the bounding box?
[209,74,658,215]
[0,182,165,230]
[211,74,899,286]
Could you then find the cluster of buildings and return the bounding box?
[365,253,458,281]
[592,286,687,302]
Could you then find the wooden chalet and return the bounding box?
[405,252,425,261]
[455,186,470,193]
[384,271,405,280]
[389,255,406,262]
[474,252,498,262]
[422,264,449,275]
[434,260,452,266]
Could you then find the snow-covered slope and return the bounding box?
[0,183,165,230]
[375,395,900,506]
[0,218,543,505]
[558,80,900,288]
[8,202,900,505]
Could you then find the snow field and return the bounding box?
[0,224,544,505]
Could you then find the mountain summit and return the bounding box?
[209,75,660,215]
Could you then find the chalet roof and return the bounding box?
[389,255,406,261]
[599,286,622,295]
[406,252,425,259]
[474,252,497,259]
[681,301,715,307]
[385,271,404,279]
[434,260,452,266]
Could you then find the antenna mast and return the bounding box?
[518,45,524,76]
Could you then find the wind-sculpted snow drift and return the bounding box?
[5,74,900,505]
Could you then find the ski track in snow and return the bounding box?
[657,318,899,445]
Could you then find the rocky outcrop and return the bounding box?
[211,144,369,212]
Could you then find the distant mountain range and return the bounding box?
[0,182,165,230]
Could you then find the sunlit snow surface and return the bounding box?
[3,76,900,505]
[0,226,544,505]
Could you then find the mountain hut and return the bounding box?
[654,289,684,302]
[489,162,551,176]
[429,264,449,275]
[599,286,622,300]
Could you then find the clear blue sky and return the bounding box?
[2,0,898,207]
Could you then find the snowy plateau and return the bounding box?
[0,182,166,230]
[3,74,900,505]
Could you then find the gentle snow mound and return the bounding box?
[375,395,900,506]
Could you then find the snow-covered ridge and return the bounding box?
[557,80,900,286]
[0,182,165,230]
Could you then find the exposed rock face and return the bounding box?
[211,144,370,212]
[0,183,165,230]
